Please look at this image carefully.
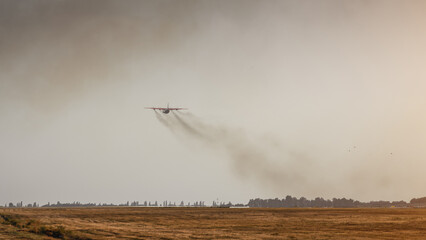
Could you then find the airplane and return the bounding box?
[145,104,187,114]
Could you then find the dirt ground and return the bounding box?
[1,207,425,239]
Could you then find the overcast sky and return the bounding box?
[1,0,426,205]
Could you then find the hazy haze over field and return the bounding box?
[1,0,426,204]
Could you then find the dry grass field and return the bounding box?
[1,207,425,239]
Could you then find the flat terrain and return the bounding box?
[1,207,425,239]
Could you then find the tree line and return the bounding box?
[248,196,426,208]
[3,196,426,208]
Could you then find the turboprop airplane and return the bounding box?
[145,104,187,114]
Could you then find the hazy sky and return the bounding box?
[1,0,426,205]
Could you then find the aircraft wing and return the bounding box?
[145,107,167,110]
[145,107,188,110]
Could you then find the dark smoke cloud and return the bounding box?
[154,111,328,196]
[158,111,417,200]
[0,0,199,114]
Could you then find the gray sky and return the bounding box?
[1,0,426,205]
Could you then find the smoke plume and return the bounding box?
[155,111,326,195]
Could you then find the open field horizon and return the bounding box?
[1,207,426,239]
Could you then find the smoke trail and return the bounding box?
[155,111,176,132]
[155,111,167,125]
[172,112,204,138]
[154,111,323,195]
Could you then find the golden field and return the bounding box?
[1,207,425,239]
